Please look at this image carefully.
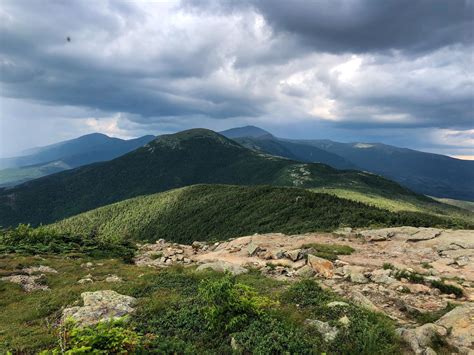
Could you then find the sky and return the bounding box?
[0,0,473,159]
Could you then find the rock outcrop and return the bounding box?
[62,290,137,327]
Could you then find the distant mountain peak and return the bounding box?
[220,125,273,139]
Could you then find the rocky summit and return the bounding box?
[133,226,474,354]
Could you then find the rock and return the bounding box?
[343,265,369,284]
[286,249,302,262]
[339,316,350,326]
[294,265,315,278]
[22,265,58,274]
[334,227,353,236]
[307,255,334,278]
[192,241,206,250]
[196,261,248,276]
[81,262,94,268]
[350,291,379,312]
[327,301,349,308]
[105,275,122,283]
[423,347,437,355]
[1,274,49,292]
[435,303,474,353]
[247,241,262,256]
[370,269,396,285]
[62,290,137,327]
[398,323,447,354]
[305,319,339,342]
[405,284,431,295]
[406,229,442,242]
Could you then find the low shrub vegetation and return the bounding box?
[48,185,465,245]
[0,224,136,262]
[301,242,355,261]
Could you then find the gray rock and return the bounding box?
[398,323,447,354]
[22,265,58,274]
[247,241,262,256]
[305,319,339,342]
[1,274,49,292]
[327,301,349,308]
[294,265,315,278]
[196,261,248,276]
[62,290,137,327]
[286,249,302,262]
[370,269,396,285]
[105,275,122,283]
[350,291,379,312]
[343,265,369,284]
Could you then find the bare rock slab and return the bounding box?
[435,303,474,353]
[196,260,248,276]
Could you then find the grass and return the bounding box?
[300,243,355,261]
[411,303,457,324]
[45,184,467,245]
[0,254,403,354]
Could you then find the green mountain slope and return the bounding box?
[233,136,356,170]
[48,185,465,244]
[222,126,474,201]
[291,139,474,201]
[0,129,429,227]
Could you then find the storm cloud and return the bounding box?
[0,0,473,157]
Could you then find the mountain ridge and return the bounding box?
[0,128,428,227]
[224,126,474,201]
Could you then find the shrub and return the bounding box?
[199,273,277,332]
[233,315,321,354]
[0,224,136,262]
[42,320,141,354]
[430,280,464,298]
[301,243,354,261]
[383,263,395,270]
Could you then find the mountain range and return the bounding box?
[0,128,443,227]
[0,133,155,187]
[221,126,474,201]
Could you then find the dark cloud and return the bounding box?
[0,0,473,157]
[189,0,474,54]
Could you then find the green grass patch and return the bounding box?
[300,243,355,261]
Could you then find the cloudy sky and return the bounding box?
[0,0,473,158]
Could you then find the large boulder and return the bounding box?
[397,323,447,354]
[435,303,474,353]
[349,291,379,312]
[343,265,369,284]
[196,260,248,276]
[1,274,49,292]
[62,290,137,327]
[307,255,334,278]
[370,269,396,285]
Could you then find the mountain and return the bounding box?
[222,126,474,201]
[298,140,474,201]
[0,128,427,227]
[48,184,459,244]
[0,133,155,186]
[233,136,357,170]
